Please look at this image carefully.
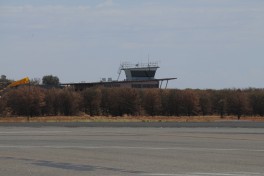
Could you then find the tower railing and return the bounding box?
[120,62,159,70]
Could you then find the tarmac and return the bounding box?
[1,121,264,128]
[0,124,264,176]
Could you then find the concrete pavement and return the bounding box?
[0,127,264,176]
[1,121,264,128]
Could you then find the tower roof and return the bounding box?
[120,62,159,70]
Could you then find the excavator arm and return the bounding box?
[0,77,30,96]
[7,77,30,88]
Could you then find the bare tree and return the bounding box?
[198,90,212,116]
[226,89,249,120]
[143,89,161,116]
[250,90,264,116]
[181,89,199,116]
[5,86,45,116]
[82,88,102,116]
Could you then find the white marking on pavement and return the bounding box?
[0,131,71,134]
[0,145,263,152]
[141,172,264,176]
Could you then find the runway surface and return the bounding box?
[0,127,264,176]
[1,121,264,128]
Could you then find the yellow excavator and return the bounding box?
[7,77,30,88]
[0,77,30,96]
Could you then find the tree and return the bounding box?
[5,86,46,116]
[58,89,81,116]
[250,90,264,116]
[100,88,111,116]
[198,90,212,116]
[82,88,101,116]
[0,97,5,116]
[42,75,60,86]
[181,89,199,116]
[43,88,61,115]
[161,89,182,116]
[44,88,81,116]
[117,88,140,116]
[105,88,140,116]
[28,86,46,116]
[106,88,120,116]
[160,90,170,116]
[211,90,226,118]
[226,89,249,120]
[143,89,161,116]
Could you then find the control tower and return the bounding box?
[118,62,159,81]
[61,61,176,90]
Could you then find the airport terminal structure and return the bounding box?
[61,62,176,90]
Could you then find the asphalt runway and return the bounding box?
[1,121,264,128]
[0,127,264,176]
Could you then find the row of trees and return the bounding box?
[1,86,264,119]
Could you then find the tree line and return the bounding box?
[0,86,264,119]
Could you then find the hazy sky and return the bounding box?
[1,0,264,89]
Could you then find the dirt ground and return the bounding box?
[0,115,264,123]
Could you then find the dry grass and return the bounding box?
[0,115,264,123]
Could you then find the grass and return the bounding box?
[0,115,264,123]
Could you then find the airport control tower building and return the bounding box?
[118,62,159,81]
[61,61,176,90]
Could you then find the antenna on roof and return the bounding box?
[148,54,150,67]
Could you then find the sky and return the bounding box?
[0,0,264,89]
